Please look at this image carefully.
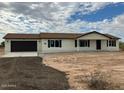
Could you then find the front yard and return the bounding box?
[0,57,69,89]
[0,49,124,89]
[43,52,124,89]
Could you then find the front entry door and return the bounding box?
[96,40,101,50]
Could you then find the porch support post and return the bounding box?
[77,39,79,52]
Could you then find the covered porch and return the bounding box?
[76,39,108,51]
[75,31,119,51]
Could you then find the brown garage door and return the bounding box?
[11,41,37,52]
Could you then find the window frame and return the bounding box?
[79,40,90,47]
[75,40,77,47]
[48,40,62,48]
[107,40,116,47]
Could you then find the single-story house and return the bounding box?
[3,31,120,54]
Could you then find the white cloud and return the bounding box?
[0,2,110,34]
[78,2,111,15]
[72,14,124,40]
[0,2,124,42]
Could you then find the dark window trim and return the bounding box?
[48,40,50,48]
[75,40,77,47]
[55,40,59,47]
[50,40,54,47]
[107,40,108,47]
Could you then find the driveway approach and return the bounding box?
[2,52,37,57]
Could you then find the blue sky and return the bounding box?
[69,3,124,22]
[0,2,124,42]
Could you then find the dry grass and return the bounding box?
[82,65,120,90]
[0,57,69,90]
[43,52,124,89]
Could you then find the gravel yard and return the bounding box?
[43,52,124,89]
[0,47,124,89]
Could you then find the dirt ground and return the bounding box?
[43,52,124,89]
[0,57,69,89]
[0,47,124,89]
[0,47,4,56]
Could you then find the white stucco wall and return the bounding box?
[5,40,11,53]
[40,39,77,53]
[77,40,119,51]
[4,37,120,54]
[77,40,96,51]
[78,33,109,40]
[104,40,119,51]
[76,33,119,51]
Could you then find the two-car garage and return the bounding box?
[11,41,37,52]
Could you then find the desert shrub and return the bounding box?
[119,42,124,51]
[84,65,120,90]
[0,41,5,47]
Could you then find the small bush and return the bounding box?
[84,65,120,90]
[0,41,5,47]
[119,42,124,51]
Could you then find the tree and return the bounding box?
[0,41,5,47]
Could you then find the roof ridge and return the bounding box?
[40,32,84,34]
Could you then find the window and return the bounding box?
[48,40,50,48]
[79,40,90,47]
[88,40,90,47]
[75,40,77,47]
[51,40,54,47]
[107,40,116,47]
[48,40,62,48]
[55,40,60,47]
[107,40,108,47]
